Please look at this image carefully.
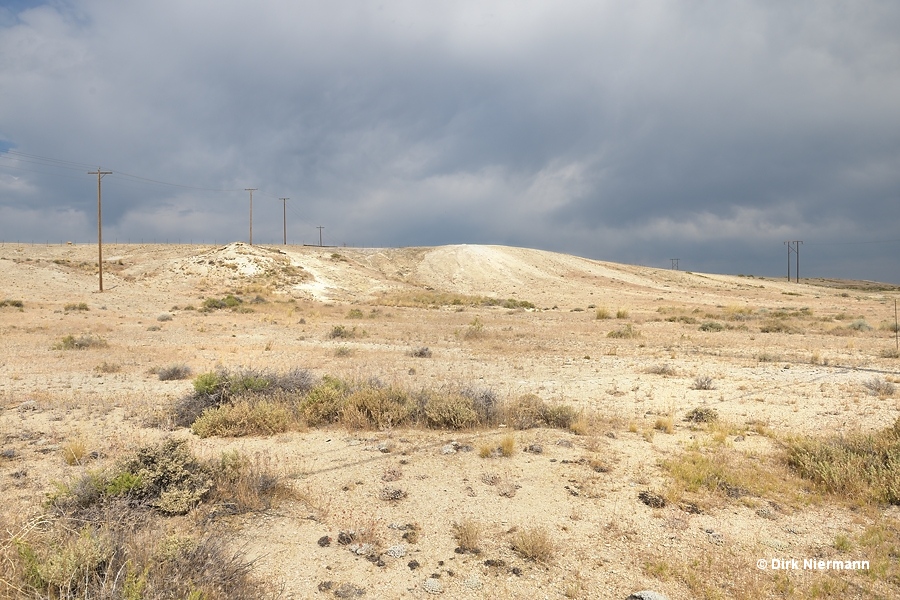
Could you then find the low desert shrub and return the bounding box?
[53,334,108,350]
[64,302,89,312]
[158,364,192,381]
[607,324,639,339]
[699,321,725,332]
[595,307,611,320]
[691,376,715,391]
[423,392,479,429]
[785,418,900,505]
[684,407,719,423]
[409,346,433,358]
[862,377,895,397]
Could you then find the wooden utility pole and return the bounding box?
[280,198,289,245]
[89,168,112,292]
[785,241,802,283]
[245,188,257,244]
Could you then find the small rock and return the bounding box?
[627,592,670,600]
[408,560,420,570]
[524,444,543,454]
[333,582,366,598]
[0,449,16,459]
[440,444,457,455]
[318,535,332,547]
[555,439,573,448]
[385,544,406,558]
[18,400,37,412]
[317,581,334,592]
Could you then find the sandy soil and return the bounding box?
[1,241,899,599]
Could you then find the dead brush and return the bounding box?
[510,526,555,562]
[452,519,482,553]
[208,450,293,512]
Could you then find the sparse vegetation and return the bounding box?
[684,407,719,423]
[863,377,896,397]
[158,364,193,381]
[511,526,555,562]
[0,298,23,308]
[53,334,108,350]
[691,376,716,391]
[595,307,611,320]
[64,302,89,312]
[452,519,482,553]
[785,418,900,505]
[607,324,639,339]
[408,346,432,358]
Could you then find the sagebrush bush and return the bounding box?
[158,364,192,381]
[423,392,479,429]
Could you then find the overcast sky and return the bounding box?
[2,1,899,282]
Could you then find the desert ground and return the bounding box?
[1,241,899,599]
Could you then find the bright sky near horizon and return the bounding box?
[1,1,899,282]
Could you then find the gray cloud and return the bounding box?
[2,0,899,281]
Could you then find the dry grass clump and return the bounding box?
[0,298,24,308]
[785,418,900,505]
[510,526,555,562]
[452,519,482,553]
[63,302,89,312]
[460,317,487,340]
[53,334,108,350]
[62,439,88,466]
[595,307,611,319]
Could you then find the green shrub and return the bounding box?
[301,376,349,426]
[699,321,725,332]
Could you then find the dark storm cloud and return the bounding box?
[1,1,899,280]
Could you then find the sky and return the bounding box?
[1,1,899,282]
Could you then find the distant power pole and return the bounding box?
[88,168,112,292]
[245,188,257,244]
[317,226,324,247]
[784,241,802,283]
[280,198,289,245]
[670,258,680,270]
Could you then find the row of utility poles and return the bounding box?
[89,171,326,292]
